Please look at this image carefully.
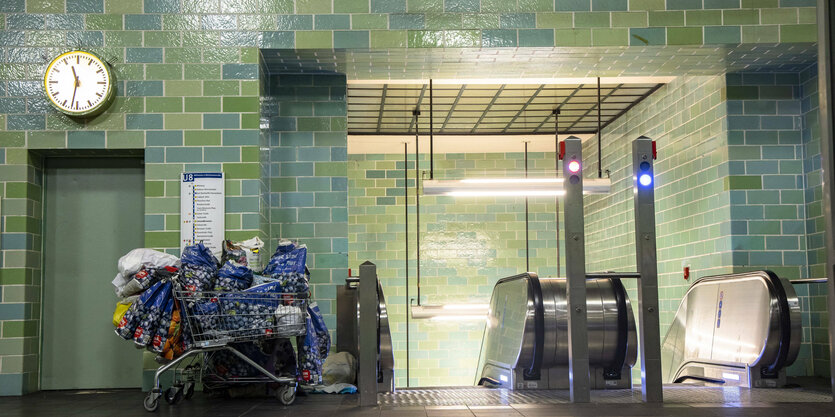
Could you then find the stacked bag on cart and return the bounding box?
[262,240,309,293]
[298,303,330,384]
[180,242,219,294]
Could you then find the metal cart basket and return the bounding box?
[143,289,308,412]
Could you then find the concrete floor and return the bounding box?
[0,385,832,417]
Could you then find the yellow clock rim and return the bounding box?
[43,50,115,117]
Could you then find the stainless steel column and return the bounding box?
[561,136,591,403]
[358,261,378,406]
[816,0,835,400]
[632,137,663,403]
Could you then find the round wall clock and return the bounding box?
[43,50,115,117]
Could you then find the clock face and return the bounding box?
[43,51,115,117]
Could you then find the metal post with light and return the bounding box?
[632,136,663,403]
[561,136,591,403]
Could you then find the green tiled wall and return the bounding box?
[266,73,348,337]
[0,0,824,395]
[349,151,561,387]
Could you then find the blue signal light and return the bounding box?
[639,173,652,187]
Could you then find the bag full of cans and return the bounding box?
[215,261,254,292]
[180,242,219,295]
[262,240,309,294]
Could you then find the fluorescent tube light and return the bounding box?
[423,178,611,196]
[411,304,489,320]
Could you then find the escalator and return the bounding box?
[475,273,638,389]
[661,270,801,388]
[336,278,395,392]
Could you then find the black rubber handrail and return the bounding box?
[603,278,628,380]
[758,270,792,377]
[494,273,544,381]
[674,375,725,385]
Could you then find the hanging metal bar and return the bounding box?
[597,77,603,178]
[525,141,530,272]
[429,79,434,180]
[415,109,422,306]
[554,108,561,278]
[403,136,411,387]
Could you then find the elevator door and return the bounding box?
[41,157,144,389]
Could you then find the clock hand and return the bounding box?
[71,66,79,108]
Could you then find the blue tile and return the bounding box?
[555,0,590,11]
[592,0,627,11]
[146,130,183,146]
[67,0,103,13]
[0,233,31,250]
[125,81,164,96]
[6,81,38,96]
[202,15,236,30]
[667,0,703,9]
[390,14,424,29]
[372,0,406,13]
[241,179,260,195]
[500,13,536,29]
[144,0,180,13]
[222,63,258,79]
[519,29,554,46]
[7,114,44,130]
[0,98,26,113]
[125,14,162,30]
[780,0,815,6]
[66,31,104,47]
[0,32,25,47]
[482,29,517,47]
[204,114,240,129]
[220,31,261,46]
[277,15,313,30]
[445,0,480,12]
[334,31,369,48]
[145,214,165,230]
[205,147,241,162]
[0,374,24,396]
[166,147,203,163]
[262,31,294,48]
[126,48,163,63]
[0,0,24,12]
[46,14,84,30]
[226,196,259,212]
[315,14,350,30]
[7,14,44,30]
[144,147,165,163]
[331,146,348,161]
[223,130,259,146]
[704,0,740,8]
[68,131,106,148]
[127,114,164,130]
[280,162,314,176]
[630,27,665,45]
[761,116,796,130]
[701,24,741,45]
[281,192,315,207]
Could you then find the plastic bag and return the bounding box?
[308,303,330,359]
[322,352,357,385]
[159,305,184,361]
[235,236,265,272]
[116,280,165,340]
[215,261,254,291]
[112,296,137,327]
[180,243,219,294]
[133,281,173,348]
[112,249,179,294]
[221,240,248,266]
[262,241,309,293]
[118,264,177,299]
[150,298,175,354]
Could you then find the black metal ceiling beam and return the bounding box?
[532,83,585,133]
[470,85,505,133]
[440,84,467,133]
[565,83,622,132]
[501,84,545,134]
[407,84,428,133]
[598,83,664,132]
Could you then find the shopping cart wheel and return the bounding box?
[143,391,161,412]
[183,382,195,400]
[165,386,184,405]
[277,384,296,405]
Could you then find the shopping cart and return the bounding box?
[143,288,308,412]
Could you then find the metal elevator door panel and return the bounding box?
[41,157,144,390]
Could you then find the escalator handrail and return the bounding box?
[688,270,792,378]
[493,272,544,381]
[604,278,629,379]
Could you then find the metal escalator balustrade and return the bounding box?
[476,273,638,390]
[661,270,800,388]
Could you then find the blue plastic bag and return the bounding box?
[215,261,253,291]
[180,243,218,294]
[116,280,165,340]
[133,281,172,348]
[262,241,309,293]
[308,302,330,359]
